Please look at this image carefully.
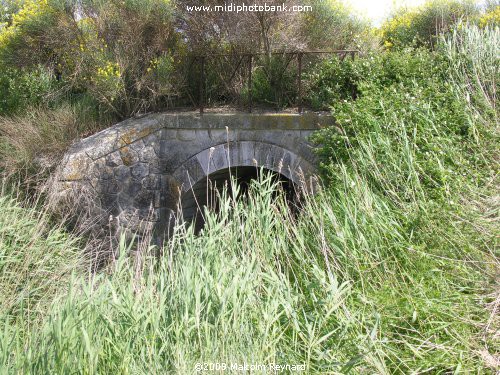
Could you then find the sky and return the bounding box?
[347,0,427,25]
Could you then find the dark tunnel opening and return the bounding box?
[181,166,299,233]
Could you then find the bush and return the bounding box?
[379,0,480,49]
[0,0,181,118]
[0,5,497,373]
[311,48,481,196]
[478,4,500,27]
[77,0,181,117]
[0,65,60,115]
[305,56,358,110]
[301,0,371,50]
[0,0,373,118]
[248,55,299,109]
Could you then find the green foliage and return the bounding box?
[0,193,82,324]
[0,0,180,118]
[0,0,373,118]
[301,0,370,50]
[478,4,500,27]
[305,56,358,110]
[248,55,298,109]
[0,65,59,115]
[311,47,491,202]
[308,31,498,369]
[0,0,21,26]
[379,0,480,49]
[0,0,60,67]
[76,0,180,116]
[0,169,495,372]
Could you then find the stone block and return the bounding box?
[106,151,123,167]
[142,174,160,190]
[139,146,156,163]
[134,189,156,207]
[177,129,197,141]
[131,163,149,180]
[114,165,130,180]
[129,139,145,152]
[159,129,178,141]
[103,179,122,194]
[119,146,139,166]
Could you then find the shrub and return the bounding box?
[0,0,181,118]
[305,56,358,110]
[478,5,500,27]
[301,0,370,50]
[77,0,181,117]
[0,0,62,68]
[311,48,484,202]
[379,0,480,49]
[249,55,298,109]
[0,65,60,115]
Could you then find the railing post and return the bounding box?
[248,54,253,113]
[297,52,303,114]
[199,56,205,115]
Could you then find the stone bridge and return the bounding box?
[54,112,332,241]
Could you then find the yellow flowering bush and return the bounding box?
[0,25,15,50]
[0,0,180,117]
[97,62,121,79]
[91,61,124,104]
[0,0,52,53]
[478,6,500,28]
[379,0,479,49]
[10,0,49,26]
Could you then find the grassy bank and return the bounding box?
[0,22,498,374]
[0,168,497,372]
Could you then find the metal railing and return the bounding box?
[187,50,359,114]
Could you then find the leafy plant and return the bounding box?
[305,56,358,110]
[379,0,480,49]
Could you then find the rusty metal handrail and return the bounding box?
[193,50,359,114]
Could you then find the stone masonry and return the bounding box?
[53,112,333,242]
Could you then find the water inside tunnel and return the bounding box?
[180,166,298,233]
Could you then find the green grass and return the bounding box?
[0,24,498,374]
[0,169,497,373]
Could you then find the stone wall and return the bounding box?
[53,112,332,242]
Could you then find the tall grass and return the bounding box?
[0,167,496,373]
[0,190,84,374]
[442,24,499,121]
[0,102,111,194]
[0,23,498,374]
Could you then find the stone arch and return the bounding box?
[52,112,329,242]
[170,141,317,231]
[172,141,316,194]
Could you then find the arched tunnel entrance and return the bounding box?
[181,166,298,233]
[54,114,328,243]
